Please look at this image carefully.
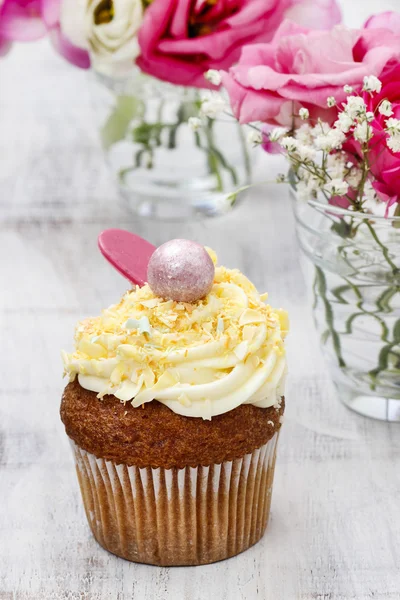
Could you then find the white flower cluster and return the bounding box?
[199,92,227,118]
[269,77,399,210]
[385,116,400,152]
[204,69,222,86]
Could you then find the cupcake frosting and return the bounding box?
[62,251,288,420]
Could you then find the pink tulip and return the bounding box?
[137,0,341,89]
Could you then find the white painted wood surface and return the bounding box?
[1,1,399,598]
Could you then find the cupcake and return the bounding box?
[61,235,288,566]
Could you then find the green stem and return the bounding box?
[203,118,224,192]
[365,221,398,275]
[315,266,346,368]
[238,125,251,182]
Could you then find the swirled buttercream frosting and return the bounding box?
[62,251,288,419]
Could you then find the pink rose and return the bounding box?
[365,11,400,36]
[137,0,341,88]
[0,0,89,68]
[221,20,400,126]
[364,65,400,212]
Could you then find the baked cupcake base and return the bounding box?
[62,381,284,566]
[71,433,280,566]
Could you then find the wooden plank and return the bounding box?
[1,1,400,596]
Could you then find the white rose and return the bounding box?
[60,0,144,77]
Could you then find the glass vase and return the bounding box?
[292,188,400,421]
[91,70,253,221]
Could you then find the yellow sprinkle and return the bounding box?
[110,363,126,385]
[239,308,265,326]
[276,309,290,338]
[78,339,107,359]
[117,344,142,359]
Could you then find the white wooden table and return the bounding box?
[1,2,399,598]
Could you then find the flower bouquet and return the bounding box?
[0,0,340,220]
[203,13,400,420]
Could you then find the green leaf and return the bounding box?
[168,125,179,149]
[331,220,355,239]
[101,96,143,150]
[376,287,398,313]
[393,318,400,343]
[331,285,351,304]
[369,343,398,379]
[321,330,331,345]
[315,267,346,367]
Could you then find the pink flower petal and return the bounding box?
[365,11,400,36]
[40,0,60,28]
[0,0,46,41]
[49,27,90,69]
[285,0,341,30]
[138,0,341,88]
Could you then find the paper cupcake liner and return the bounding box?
[70,433,280,566]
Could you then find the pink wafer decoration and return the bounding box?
[98,229,155,286]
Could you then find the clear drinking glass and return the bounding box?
[91,70,253,221]
[292,188,400,421]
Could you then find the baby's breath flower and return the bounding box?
[247,130,263,145]
[204,69,222,86]
[385,117,400,136]
[362,180,384,214]
[347,167,362,188]
[295,123,313,145]
[276,173,286,183]
[326,153,347,179]
[325,178,349,196]
[200,93,226,118]
[314,121,331,136]
[269,127,289,142]
[335,112,353,133]
[315,129,345,151]
[327,96,336,108]
[379,100,393,117]
[343,96,366,119]
[387,135,400,153]
[280,136,298,151]
[362,75,382,93]
[366,111,375,122]
[188,117,202,131]
[385,118,400,152]
[296,178,323,201]
[329,129,346,148]
[363,180,378,203]
[353,121,372,143]
[343,85,353,94]
[299,107,310,120]
[296,144,316,161]
[296,180,310,201]
[314,134,333,151]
